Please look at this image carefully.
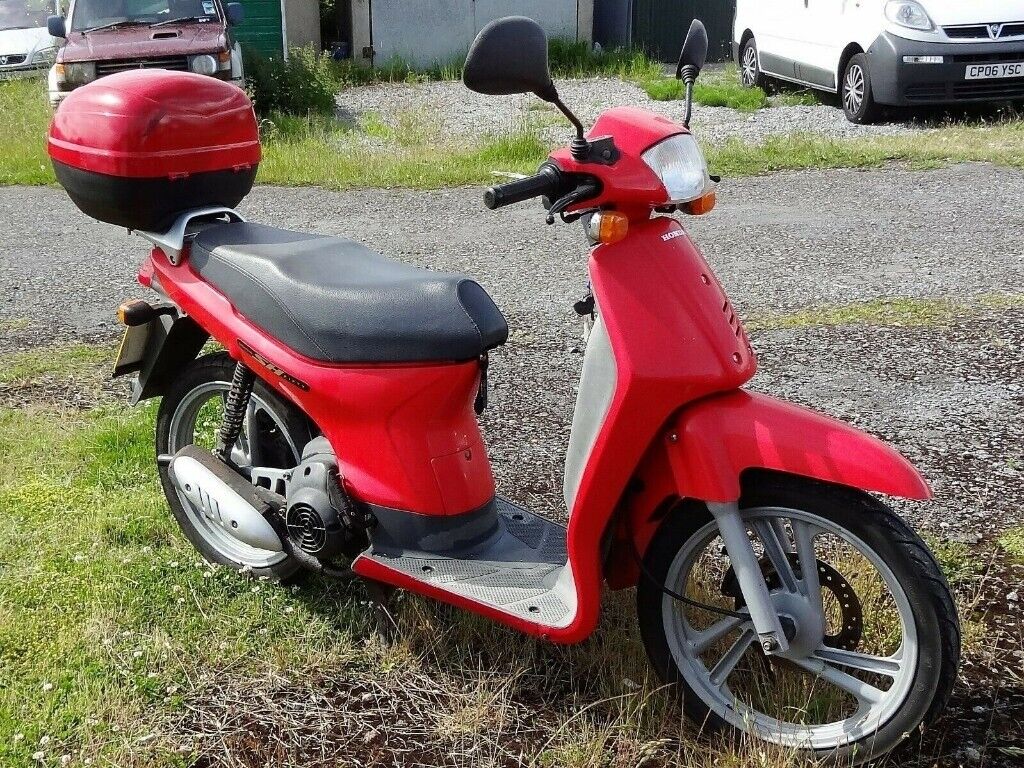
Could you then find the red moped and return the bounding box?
[49,16,959,764]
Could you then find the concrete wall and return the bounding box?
[284,0,321,49]
[352,0,594,68]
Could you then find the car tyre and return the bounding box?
[842,53,880,124]
[739,37,766,90]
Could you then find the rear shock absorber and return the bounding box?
[214,361,255,463]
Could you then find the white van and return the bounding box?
[0,0,58,77]
[733,1,1024,122]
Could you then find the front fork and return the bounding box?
[708,501,790,655]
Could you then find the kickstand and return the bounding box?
[364,581,399,638]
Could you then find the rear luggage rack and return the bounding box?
[136,207,246,264]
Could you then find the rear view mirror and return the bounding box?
[225,2,244,26]
[47,14,66,38]
[464,17,557,101]
[676,19,709,79]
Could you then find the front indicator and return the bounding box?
[587,211,629,245]
[683,190,716,216]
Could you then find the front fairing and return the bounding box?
[549,106,687,217]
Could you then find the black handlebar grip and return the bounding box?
[484,165,562,210]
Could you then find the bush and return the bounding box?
[243,45,340,116]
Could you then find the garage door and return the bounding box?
[633,0,735,62]
[235,0,284,56]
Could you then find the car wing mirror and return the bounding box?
[225,2,244,26]
[48,15,66,38]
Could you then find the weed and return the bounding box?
[997,527,1024,564]
[746,293,1024,332]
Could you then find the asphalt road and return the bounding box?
[1,163,1022,540]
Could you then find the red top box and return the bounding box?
[48,70,261,231]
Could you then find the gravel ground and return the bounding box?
[1,162,1022,540]
[335,76,931,146]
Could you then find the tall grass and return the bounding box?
[0,77,52,185]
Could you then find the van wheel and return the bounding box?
[739,38,765,89]
[842,54,880,124]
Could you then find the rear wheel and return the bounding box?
[156,352,314,580]
[637,474,959,764]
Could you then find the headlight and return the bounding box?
[885,0,934,31]
[189,54,218,75]
[641,133,714,205]
[55,61,97,86]
[32,46,57,65]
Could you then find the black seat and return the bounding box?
[190,222,508,363]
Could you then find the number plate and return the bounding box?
[965,62,1024,80]
[114,323,153,377]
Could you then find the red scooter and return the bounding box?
[48,16,958,764]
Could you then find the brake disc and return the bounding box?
[721,553,864,651]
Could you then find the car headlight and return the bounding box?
[885,0,934,31]
[641,133,714,205]
[189,54,218,75]
[31,46,57,65]
[55,61,97,86]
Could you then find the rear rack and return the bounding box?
[135,207,245,264]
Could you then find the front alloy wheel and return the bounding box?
[637,475,959,764]
[842,53,880,124]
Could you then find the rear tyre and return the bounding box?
[842,53,880,123]
[637,474,959,765]
[739,37,766,90]
[156,352,314,580]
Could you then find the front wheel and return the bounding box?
[637,474,959,764]
[842,53,880,124]
[739,37,766,90]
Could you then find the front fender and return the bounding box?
[603,390,930,591]
[667,390,931,502]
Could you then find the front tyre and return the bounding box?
[842,53,880,123]
[637,474,959,765]
[739,37,766,90]
[156,352,314,580]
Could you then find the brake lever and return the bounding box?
[545,183,601,225]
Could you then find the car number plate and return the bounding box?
[965,62,1024,80]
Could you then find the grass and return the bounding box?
[6,72,1024,191]
[0,390,816,767]
[997,527,1024,565]
[640,65,770,112]
[746,293,1024,332]
[0,341,1014,766]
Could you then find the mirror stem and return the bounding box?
[550,96,589,160]
[678,64,699,129]
[683,81,694,128]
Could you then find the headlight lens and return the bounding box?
[189,54,218,76]
[641,133,713,205]
[32,46,58,65]
[56,61,97,86]
[885,0,934,31]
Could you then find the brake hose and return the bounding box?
[625,512,748,620]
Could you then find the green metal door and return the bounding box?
[235,0,284,56]
[633,0,735,62]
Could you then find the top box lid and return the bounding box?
[48,70,261,180]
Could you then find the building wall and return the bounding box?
[284,0,321,49]
[234,0,284,55]
[352,0,594,68]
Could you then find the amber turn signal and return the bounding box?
[684,190,716,216]
[117,300,158,327]
[587,211,629,245]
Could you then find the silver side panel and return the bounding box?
[563,314,617,512]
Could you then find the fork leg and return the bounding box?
[708,501,789,655]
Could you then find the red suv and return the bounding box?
[46,0,245,107]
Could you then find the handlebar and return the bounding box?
[484,165,563,210]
